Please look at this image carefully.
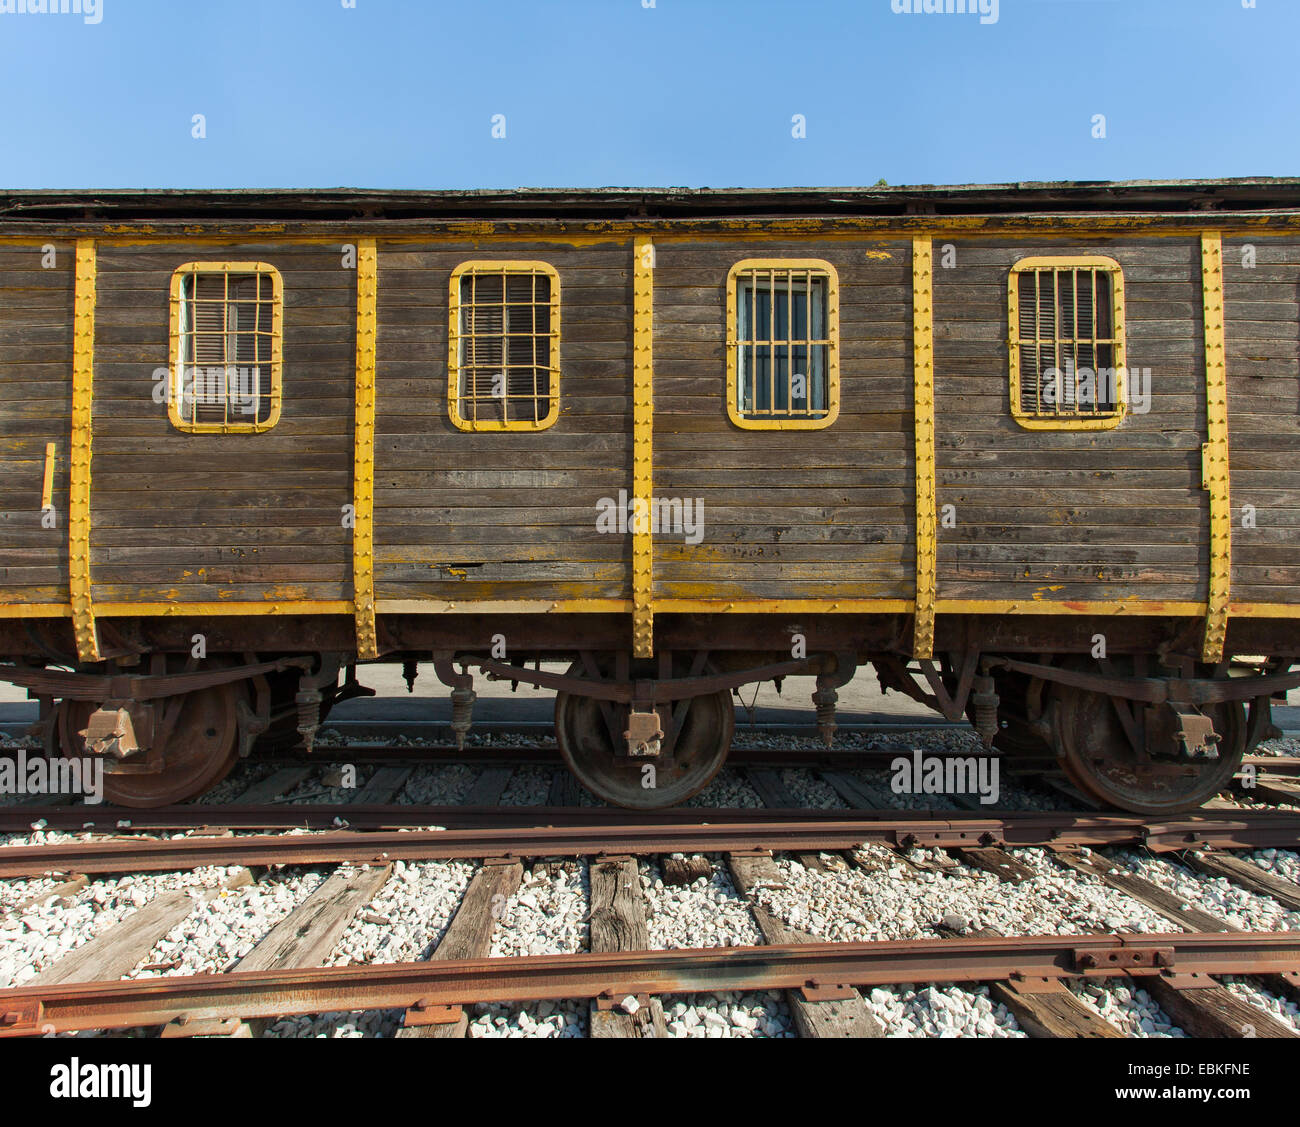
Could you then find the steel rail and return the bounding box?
[6,803,914,833]
[2,931,1298,1037]
[3,811,1299,877]
[4,803,1300,843]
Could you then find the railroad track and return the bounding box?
[3,931,1298,1039]
[5,810,1300,868]
[6,736,1300,1040]
[3,812,1300,1039]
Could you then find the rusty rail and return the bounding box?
[4,803,1300,845]
[3,810,1299,878]
[2,931,1298,1037]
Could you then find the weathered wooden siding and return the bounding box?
[372,241,632,603]
[1223,236,1300,605]
[933,237,1209,604]
[0,245,74,605]
[88,244,354,605]
[652,239,914,601]
[2,224,1297,621]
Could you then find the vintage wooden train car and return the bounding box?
[3,181,1300,812]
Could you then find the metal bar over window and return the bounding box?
[449,262,560,432]
[1009,257,1124,429]
[168,262,282,434]
[728,262,837,427]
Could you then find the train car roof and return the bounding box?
[3,178,1300,222]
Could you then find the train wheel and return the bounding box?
[56,681,242,808]
[555,683,734,809]
[1049,660,1246,814]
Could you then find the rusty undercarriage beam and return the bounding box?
[2,931,1298,1037]
[988,656,1300,706]
[2,811,1298,878]
[0,655,313,703]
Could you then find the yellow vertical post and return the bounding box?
[41,443,55,511]
[1200,231,1231,663]
[353,238,379,660]
[69,240,99,663]
[912,235,937,659]
[632,238,655,658]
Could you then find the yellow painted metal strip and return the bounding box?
[1200,232,1231,663]
[69,240,99,664]
[654,599,913,614]
[9,214,1300,247]
[95,601,353,617]
[15,597,1300,620]
[632,237,655,658]
[353,238,379,660]
[377,599,632,615]
[934,599,1205,617]
[41,443,55,511]
[1230,603,1300,619]
[0,605,72,619]
[911,235,937,659]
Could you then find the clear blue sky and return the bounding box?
[0,0,1292,190]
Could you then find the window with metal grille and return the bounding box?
[448,262,560,431]
[1008,256,1126,430]
[727,259,839,429]
[168,262,282,433]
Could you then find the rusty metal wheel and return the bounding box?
[1048,659,1246,814]
[56,681,242,808]
[555,665,734,809]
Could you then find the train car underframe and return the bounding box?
[0,612,1297,813]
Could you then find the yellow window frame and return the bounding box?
[167,261,283,434]
[448,260,561,432]
[1008,255,1127,431]
[726,258,840,430]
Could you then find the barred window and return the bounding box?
[448,262,560,431]
[1008,256,1126,429]
[169,262,282,433]
[727,259,839,429]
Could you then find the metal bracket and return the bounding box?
[81,700,155,760]
[161,1016,247,1038]
[0,1001,42,1036]
[1156,971,1218,990]
[624,709,664,758]
[1170,705,1220,760]
[1074,946,1174,972]
[402,999,464,1028]
[799,980,857,1003]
